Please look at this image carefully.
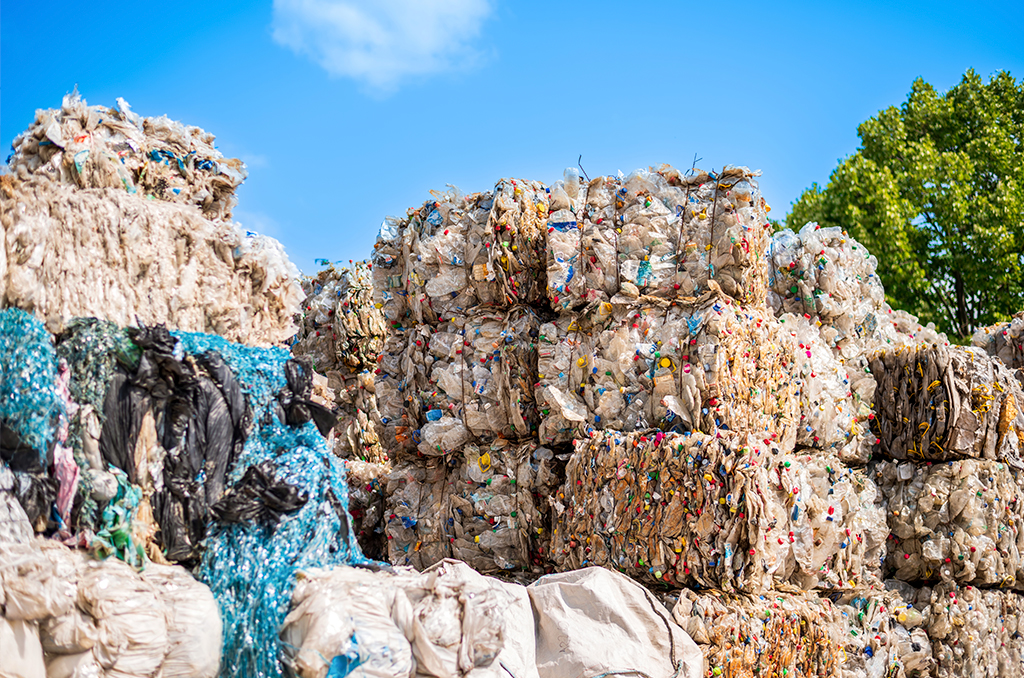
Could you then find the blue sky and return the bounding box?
[4,1,1022,274]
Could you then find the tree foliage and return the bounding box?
[788,70,1024,339]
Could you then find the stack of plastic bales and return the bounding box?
[1,97,371,678]
[1,93,303,345]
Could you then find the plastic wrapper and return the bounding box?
[345,460,388,560]
[377,307,541,459]
[291,261,386,374]
[372,183,549,326]
[528,566,703,678]
[870,345,1024,462]
[385,440,563,573]
[535,295,800,448]
[874,458,1024,587]
[974,312,1024,370]
[281,559,539,678]
[0,618,45,678]
[547,165,771,311]
[7,93,244,221]
[1,176,302,345]
[550,429,887,593]
[0,465,34,545]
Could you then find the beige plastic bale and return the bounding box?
[292,261,386,375]
[281,559,538,678]
[376,307,541,460]
[551,430,887,593]
[528,566,703,678]
[874,458,1024,588]
[139,564,221,678]
[0,177,302,345]
[345,459,389,560]
[372,182,549,326]
[870,345,1024,462]
[7,93,245,221]
[384,440,561,574]
[547,165,772,312]
[922,582,1024,678]
[535,294,800,447]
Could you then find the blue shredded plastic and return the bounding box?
[0,308,64,460]
[174,331,372,678]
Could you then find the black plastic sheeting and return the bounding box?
[275,358,337,437]
[211,460,308,524]
[96,326,257,563]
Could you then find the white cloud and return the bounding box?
[272,0,493,92]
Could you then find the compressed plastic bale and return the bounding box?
[0,177,303,346]
[376,307,541,459]
[551,430,887,593]
[870,345,1024,462]
[385,440,561,573]
[779,314,874,463]
[536,295,800,446]
[329,370,386,463]
[372,183,549,326]
[7,93,244,221]
[672,587,846,678]
[139,563,221,678]
[874,458,1024,587]
[528,566,703,678]
[291,261,386,375]
[344,459,388,560]
[973,312,1024,370]
[923,582,1024,678]
[0,618,46,678]
[282,560,538,678]
[547,166,772,312]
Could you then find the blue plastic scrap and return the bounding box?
[174,331,373,678]
[0,308,65,461]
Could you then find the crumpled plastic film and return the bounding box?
[7,92,245,220]
[281,559,539,678]
[870,345,1024,462]
[0,538,221,678]
[874,458,1024,587]
[0,308,64,465]
[376,307,541,459]
[291,261,386,374]
[974,312,1024,371]
[1,176,303,345]
[548,165,771,311]
[385,440,563,573]
[372,182,549,326]
[536,295,800,446]
[0,465,34,544]
[551,430,887,592]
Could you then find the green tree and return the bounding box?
[788,69,1024,339]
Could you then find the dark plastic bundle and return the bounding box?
[172,331,372,678]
